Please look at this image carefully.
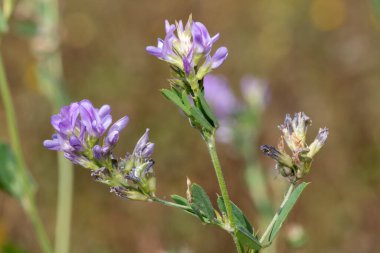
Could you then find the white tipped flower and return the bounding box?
[307,127,329,158]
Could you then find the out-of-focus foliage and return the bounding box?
[0,143,32,200]
[2,242,27,253]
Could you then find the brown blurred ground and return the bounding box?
[1,0,380,252]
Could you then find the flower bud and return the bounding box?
[261,112,328,182]
[260,145,293,168]
[307,127,329,158]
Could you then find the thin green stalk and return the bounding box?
[0,55,26,172]
[238,120,273,223]
[245,163,273,221]
[206,134,243,253]
[3,0,14,22]
[206,134,235,228]
[152,197,193,211]
[259,183,295,245]
[0,53,53,253]
[31,0,74,252]
[54,155,72,253]
[22,196,53,253]
[245,163,277,253]
[233,236,244,253]
[154,196,243,253]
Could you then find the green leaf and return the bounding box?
[190,183,215,222]
[0,143,26,199]
[171,194,189,206]
[189,107,213,132]
[217,196,254,234]
[190,203,208,223]
[180,90,193,113]
[236,226,262,250]
[161,89,191,115]
[198,92,219,127]
[269,182,309,242]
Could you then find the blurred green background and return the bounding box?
[1,0,380,252]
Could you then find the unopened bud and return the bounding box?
[307,127,329,158]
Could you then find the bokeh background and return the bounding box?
[1,0,380,252]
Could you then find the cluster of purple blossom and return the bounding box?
[146,16,228,85]
[43,16,329,202]
[43,100,156,200]
[43,100,128,167]
[203,74,269,143]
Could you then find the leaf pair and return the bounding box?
[171,182,309,252]
[217,196,262,250]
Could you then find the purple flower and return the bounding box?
[203,74,240,143]
[43,99,128,167]
[197,47,228,77]
[203,74,240,120]
[79,100,113,138]
[240,75,269,110]
[192,21,220,55]
[133,129,155,159]
[146,21,177,64]
[146,16,227,78]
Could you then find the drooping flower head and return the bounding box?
[146,16,228,81]
[93,129,157,200]
[44,100,129,168]
[44,100,157,200]
[260,113,329,182]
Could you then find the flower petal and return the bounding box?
[211,47,228,69]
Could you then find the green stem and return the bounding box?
[233,236,244,253]
[152,197,193,211]
[22,196,53,253]
[0,53,53,253]
[206,135,235,228]
[54,155,73,253]
[31,0,74,252]
[245,163,273,222]
[207,135,235,230]
[259,183,295,245]
[206,134,243,253]
[3,0,14,21]
[0,55,26,172]
[245,163,277,253]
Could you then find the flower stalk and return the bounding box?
[151,197,193,211]
[206,134,245,253]
[206,134,235,229]
[0,52,53,253]
[259,183,295,245]
[30,0,74,250]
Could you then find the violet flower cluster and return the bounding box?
[44,100,156,200]
[147,16,228,94]
[202,74,269,143]
[260,112,329,182]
